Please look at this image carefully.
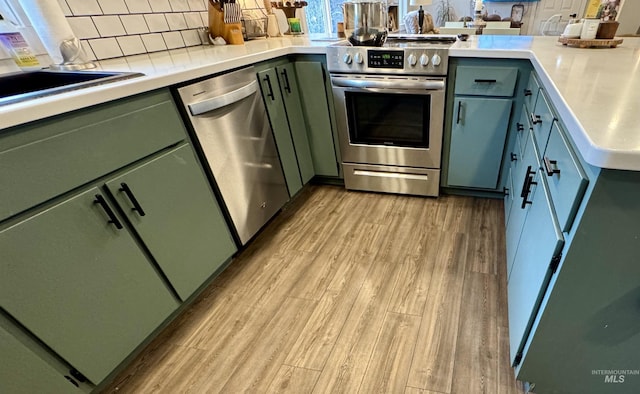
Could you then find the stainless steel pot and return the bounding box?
[343,1,387,46]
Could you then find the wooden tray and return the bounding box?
[558,37,623,48]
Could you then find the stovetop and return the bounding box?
[326,34,455,76]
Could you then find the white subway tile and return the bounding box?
[98,0,129,15]
[181,29,201,46]
[124,0,152,13]
[150,0,172,12]
[162,31,184,49]
[120,15,150,34]
[80,40,96,60]
[92,15,127,36]
[116,35,146,55]
[170,0,190,12]
[88,37,123,59]
[188,0,206,12]
[144,14,170,32]
[199,11,209,26]
[66,0,102,16]
[141,33,167,52]
[68,17,100,39]
[57,0,73,16]
[184,12,203,28]
[166,13,187,30]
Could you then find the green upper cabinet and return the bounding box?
[448,97,512,189]
[105,144,237,301]
[295,60,341,177]
[0,187,179,384]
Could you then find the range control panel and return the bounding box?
[368,50,404,69]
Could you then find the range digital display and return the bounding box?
[368,50,403,69]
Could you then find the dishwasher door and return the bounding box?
[177,66,289,245]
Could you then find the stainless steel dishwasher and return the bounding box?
[177,66,289,245]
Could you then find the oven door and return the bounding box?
[331,74,445,169]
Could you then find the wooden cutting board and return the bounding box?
[558,37,623,48]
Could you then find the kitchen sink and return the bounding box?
[0,69,144,106]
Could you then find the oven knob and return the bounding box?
[408,53,417,66]
[419,54,429,66]
[354,52,364,64]
[343,53,352,65]
[431,54,442,66]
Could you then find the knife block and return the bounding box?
[208,1,244,45]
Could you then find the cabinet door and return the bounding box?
[0,323,82,394]
[508,172,564,364]
[278,63,315,184]
[258,67,303,196]
[448,97,512,189]
[0,187,178,384]
[106,145,237,301]
[295,61,340,177]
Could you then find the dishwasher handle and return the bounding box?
[188,80,258,115]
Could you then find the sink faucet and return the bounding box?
[50,37,96,70]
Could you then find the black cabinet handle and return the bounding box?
[530,113,541,125]
[474,79,497,83]
[520,166,536,198]
[544,157,561,176]
[503,187,510,196]
[280,69,291,94]
[517,122,524,132]
[511,152,518,162]
[521,176,535,209]
[263,74,275,100]
[119,182,146,216]
[94,194,123,229]
[524,89,532,97]
[456,100,462,124]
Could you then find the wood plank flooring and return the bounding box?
[102,185,527,394]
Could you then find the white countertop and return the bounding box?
[2,35,639,171]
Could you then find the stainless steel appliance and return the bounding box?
[343,1,388,46]
[327,34,455,196]
[177,66,289,245]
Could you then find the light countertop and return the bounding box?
[2,35,639,171]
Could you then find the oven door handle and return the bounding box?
[331,77,445,91]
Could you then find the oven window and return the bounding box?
[346,92,430,148]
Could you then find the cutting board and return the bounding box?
[558,37,623,48]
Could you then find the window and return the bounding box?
[306,0,406,35]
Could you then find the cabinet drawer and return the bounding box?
[523,73,540,113]
[0,90,185,222]
[543,122,589,232]
[454,66,518,97]
[530,91,555,155]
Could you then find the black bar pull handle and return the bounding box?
[280,69,291,94]
[517,122,524,132]
[520,166,536,198]
[94,194,123,229]
[524,89,532,97]
[475,79,497,83]
[503,187,510,196]
[521,175,537,209]
[119,182,146,216]
[530,113,541,125]
[263,74,275,100]
[544,157,561,176]
[456,100,462,124]
[511,152,518,162]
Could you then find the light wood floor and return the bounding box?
[103,185,527,394]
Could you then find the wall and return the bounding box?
[617,0,639,35]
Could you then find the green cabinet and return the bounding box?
[258,62,315,196]
[105,144,237,301]
[448,97,512,189]
[295,59,341,178]
[0,187,179,384]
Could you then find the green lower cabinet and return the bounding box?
[258,67,304,196]
[448,97,512,189]
[295,61,340,177]
[278,63,315,184]
[0,187,179,384]
[105,144,237,301]
[0,321,84,394]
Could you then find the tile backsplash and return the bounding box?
[60,0,211,60]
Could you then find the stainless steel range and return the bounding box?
[327,34,456,197]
